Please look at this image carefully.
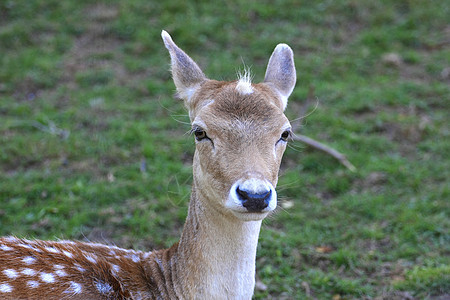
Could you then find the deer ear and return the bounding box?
[161,30,206,103]
[263,44,296,111]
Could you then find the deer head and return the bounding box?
[162,31,296,222]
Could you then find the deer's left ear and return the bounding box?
[263,44,296,111]
[161,30,206,103]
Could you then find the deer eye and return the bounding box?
[194,128,208,141]
[280,129,291,142]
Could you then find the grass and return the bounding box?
[1,0,449,298]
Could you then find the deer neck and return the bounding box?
[173,184,262,299]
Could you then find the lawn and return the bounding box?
[1,0,449,298]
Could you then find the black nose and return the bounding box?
[236,187,271,212]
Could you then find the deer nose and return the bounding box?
[236,186,271,212]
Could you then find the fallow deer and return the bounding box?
[0,30,296,299]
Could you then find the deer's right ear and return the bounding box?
[161,30,206,103]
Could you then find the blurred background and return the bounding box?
[0,0,448,298]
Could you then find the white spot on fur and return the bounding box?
[3,269,19,279]
[44,246,60,254]
[66,281,82,294]
[4,236,18,243]
[58,240,75,245]
[27,280,40,288]
[54,264,64,270]
[0,245,13,251]
[63,250,73,258]
[17,244,35,250]
[23,256,36,265]
[21,268,36,276]
[236,68,253,95]
[55,269,68,277]
[84,253,97,264]
[111,264,120,276]
[74,264,86,273]
[40,272,56,283]
[131,254,140,263]
[0,283,13,293]
[96,281,113,294]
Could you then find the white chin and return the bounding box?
[230,210,271,221]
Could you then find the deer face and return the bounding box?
[189,81,291,221]
[162,31,296,221]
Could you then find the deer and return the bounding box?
[0,30,296,299]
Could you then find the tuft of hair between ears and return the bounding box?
[236,68,253,95]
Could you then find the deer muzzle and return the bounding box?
[226,175,277,217]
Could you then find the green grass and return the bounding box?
[1,0,449,298]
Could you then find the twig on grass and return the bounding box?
[32,119,70,140]
[290,86,356,172]
[292,134,356,172]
